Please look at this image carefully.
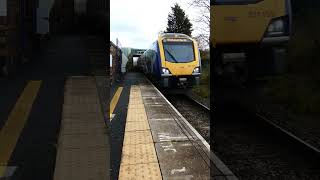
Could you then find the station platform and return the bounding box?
[111,72,237,180]
[53,76,109,180]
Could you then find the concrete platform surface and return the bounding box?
[53,76,109,180]
[115,73,237,180]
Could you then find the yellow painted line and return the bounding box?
[0,81,41,177]
[109,87,123,120]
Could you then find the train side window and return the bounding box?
[152,42,157,51]
[146,50,151,62]
[150,42,156,62]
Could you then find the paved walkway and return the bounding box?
[53,76,109,180]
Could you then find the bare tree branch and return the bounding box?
[188,0,210,50]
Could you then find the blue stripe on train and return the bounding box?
[153,42,162,78]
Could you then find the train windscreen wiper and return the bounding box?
[164,48,178,63]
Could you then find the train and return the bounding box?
[137,33,201,89]
[211,0,292,81]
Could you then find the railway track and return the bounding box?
[214,103,320,179]
[165,94,210,144]
[167,91,320,179]
[255,112,320,155]
[235,79,320,155]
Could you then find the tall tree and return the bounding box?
[166,3,193,36]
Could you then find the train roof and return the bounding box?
[158,33,191,39]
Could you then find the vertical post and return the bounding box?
[116,38,119,82]
[21,0,25,59]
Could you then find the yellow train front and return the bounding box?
[138,33,201,89]
[211,0,292,79]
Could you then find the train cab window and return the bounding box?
[163,42,195,63]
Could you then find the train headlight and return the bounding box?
[0,38,6,48]
[268,19,284,34]
[193,67,200,73]
[162,68,171,75]
[0,30,8,48]
[265,16,289,37]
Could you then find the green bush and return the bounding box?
[192,63,210,99]
[200,62,210,85]
[266,76,320,115]
[287,10,320,78]
[266,7,320,116]
[193,85,209,98]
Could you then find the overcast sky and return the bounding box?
[110,0,206,49]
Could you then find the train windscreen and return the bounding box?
[213,0,262,5]
[163,42,195,63]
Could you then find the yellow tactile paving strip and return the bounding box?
[127,104,146,110]
[123,131,154,145]
[126,111,148,122]
[121,143,158,165]
[125,121,151,131]
[53,77,108,180]
[119,163,162,180]
[119,86,162,180]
